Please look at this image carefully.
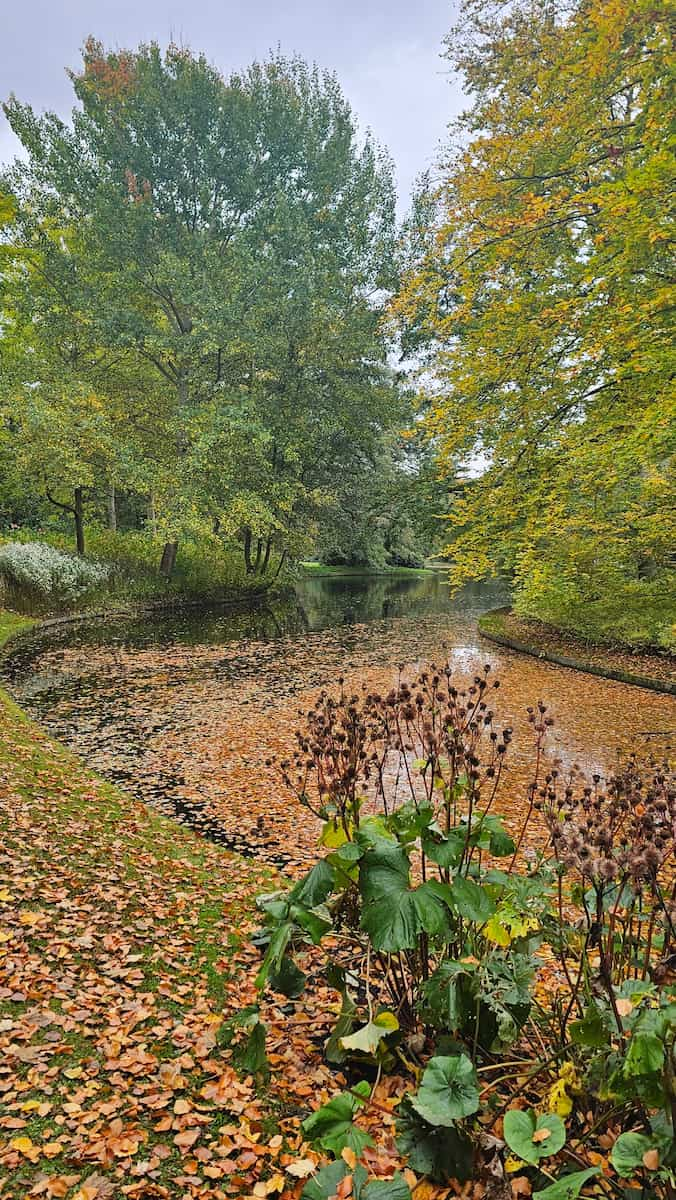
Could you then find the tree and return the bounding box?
[3,43,402,573]
[393,0,675,643]
[0,196,166,554]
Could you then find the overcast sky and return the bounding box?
[0,0,464,212]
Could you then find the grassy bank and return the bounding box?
[0,611,288,1199]
[479,607,675,694]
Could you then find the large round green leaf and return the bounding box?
[610,1131,658,1176]
[359,842,449,951]
[410,1054,480,1127]
[503,1109,566,1165]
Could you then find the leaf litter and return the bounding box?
[1,605,674,1198]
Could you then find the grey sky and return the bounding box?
[0,0,464,212]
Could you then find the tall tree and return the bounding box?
[394,0,675,641]
[3,43,401,572]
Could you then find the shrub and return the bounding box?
[514,554,676,652]
[0,526,275,606]
[230,662,676,1198]
[0,541,109,613]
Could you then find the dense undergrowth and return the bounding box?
[0,529,275,614]
[512,568,675,655]
[246,664,676,1199]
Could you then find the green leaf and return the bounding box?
[233,1019,268,1079]
[325,989,358,1065]
[622,1031,664,1077]
[330,841,364,864]
[362,1175,411,1200]
[532,1167,601,1200]
[410,1054,480,1127]
[396,1099,474,1182]
[267,954,307,998]
[570,1003,610,1048]
[255,920,292,989]
[422,829,465,868]
[302,1161,368,1200]
[610,1131,658,1176]
[216,1004,260,1048]
[486,819,516,858]
[419,960,479,1033]
[389,801,435,844]
[290,901,332,944]
[503,1110,566,1165]
[302,1081,374,1157]
[341,1010,400,1055]
[359,843,449,952]
[448,875,496,924]
[291,858,336,907]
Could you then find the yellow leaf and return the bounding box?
[547,1078,573,1117]
[484,916,511,946]
[506,1156,526,1172]
[10,1136,34,1154]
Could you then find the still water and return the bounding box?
[3,574,673,868]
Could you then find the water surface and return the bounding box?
[3,574,673,869]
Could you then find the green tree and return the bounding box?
[3,43,402,574]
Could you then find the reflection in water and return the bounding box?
[296,574,501,628]
[2,573,672,869]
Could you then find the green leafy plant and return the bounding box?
[242,661,675,1197]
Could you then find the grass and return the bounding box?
[0,609,36,644]
[0,608,279,1198]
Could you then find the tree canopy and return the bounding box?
[1,41,428,570]
[394,0,675,644]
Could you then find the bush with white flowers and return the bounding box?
[0,542,109,611]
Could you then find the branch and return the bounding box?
[45,487,76,514]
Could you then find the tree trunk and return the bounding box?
[253,538,263,574]
[159,541,178,578]
[243,527,254,574]
[147,494,157,537]
[273,548,287,580]
[107,483,117,532]
[74,487,85,556]
[261,536,273,575]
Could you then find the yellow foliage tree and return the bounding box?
[393,0,675,647]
